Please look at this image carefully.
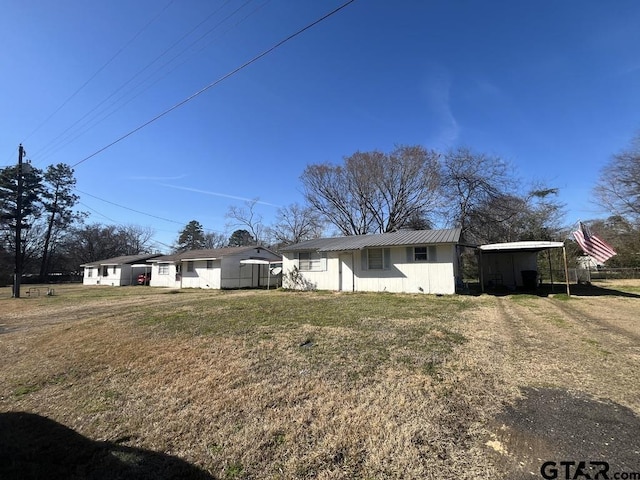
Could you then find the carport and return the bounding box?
[239,258,283,289]
[478,241,570,296]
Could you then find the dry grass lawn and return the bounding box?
[0,281,638,479]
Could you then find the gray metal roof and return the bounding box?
[282,228,462,252]
[149,246,281,263]
[80,254,162,267]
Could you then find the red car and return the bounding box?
[137,273,151,285]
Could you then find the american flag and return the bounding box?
[572,222,617,264]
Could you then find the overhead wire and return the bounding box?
[71,0,357,169]
[74,188,227,236]
[38,0,262,163]
[26,0,175,159]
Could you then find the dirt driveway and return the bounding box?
[461,283,640,478]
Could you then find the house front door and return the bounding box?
[339,254,353,292]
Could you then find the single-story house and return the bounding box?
[148,246,282,289]
[280,228,462,294]
[477,241,570,294]
[81,254,161,286]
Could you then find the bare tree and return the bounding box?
[268,203,324,246]
[203,231,227,249]
[225,199,266,244]
[119,224,155,255]
[440,147,516,241]
[301,145,440,235]
[594,133,640,222]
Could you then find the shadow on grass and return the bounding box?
[0,412,215,480]
[460,282,640,298]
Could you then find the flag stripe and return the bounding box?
[573,229,616,264]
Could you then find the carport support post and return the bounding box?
[479,249,485,293]
[562,245,570,297]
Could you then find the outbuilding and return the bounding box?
[81,254,162,286]
[477,241,570,295]
[148,246,282,289]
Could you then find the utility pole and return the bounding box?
[13,144,25,298]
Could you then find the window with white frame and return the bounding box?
[414,247,428,262]
[298,251,324,271]
[102,266,109,277]
[408,246,437,263]
[86,268,92,278]
[158,264,169,275]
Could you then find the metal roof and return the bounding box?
[479,241,565,252]
[149,246,281,263]
[282,228,462,252]
[80,254,162,267]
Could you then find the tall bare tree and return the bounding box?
[594,133,640,222]
[225,199,266,244]
[268,203,324,246]
[301,145,440,235]
[440,147,516,242]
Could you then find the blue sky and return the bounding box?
[2,0,639,252]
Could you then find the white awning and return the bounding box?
[479,241,564,252]
[240,259,282,265]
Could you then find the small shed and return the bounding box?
[478,241,570,295]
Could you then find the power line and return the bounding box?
[25,0,175,154]
[36,0,260,163]
[74,188,227,236]
[75,188,185,225]
[71,0,357,169]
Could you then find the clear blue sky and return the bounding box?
[2,1,639,252]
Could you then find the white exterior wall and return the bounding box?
[83,267,99,286]
[181,260,222,289]
[150,263,181,288]
[149,248,281,289]
[282,244,457,295]
[83,265,131,286]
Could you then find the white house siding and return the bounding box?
[83,265,128,286]
[150,263,181,288]
[181,260,222,289]
[82,267,99,286]
[283,244,457,295]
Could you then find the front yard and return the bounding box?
[1,283,638,479]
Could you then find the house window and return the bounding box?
[206,260,213,269]
[408,246,437,263]
[112,266,117,274]
[186,261,194,272]
[363,248,390,270]
[414,247,428,262]
[158,264,169,275]
[368,248,384,270]
[102,266,109,277]
[86,268,92,278]
[298,252,324,271]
